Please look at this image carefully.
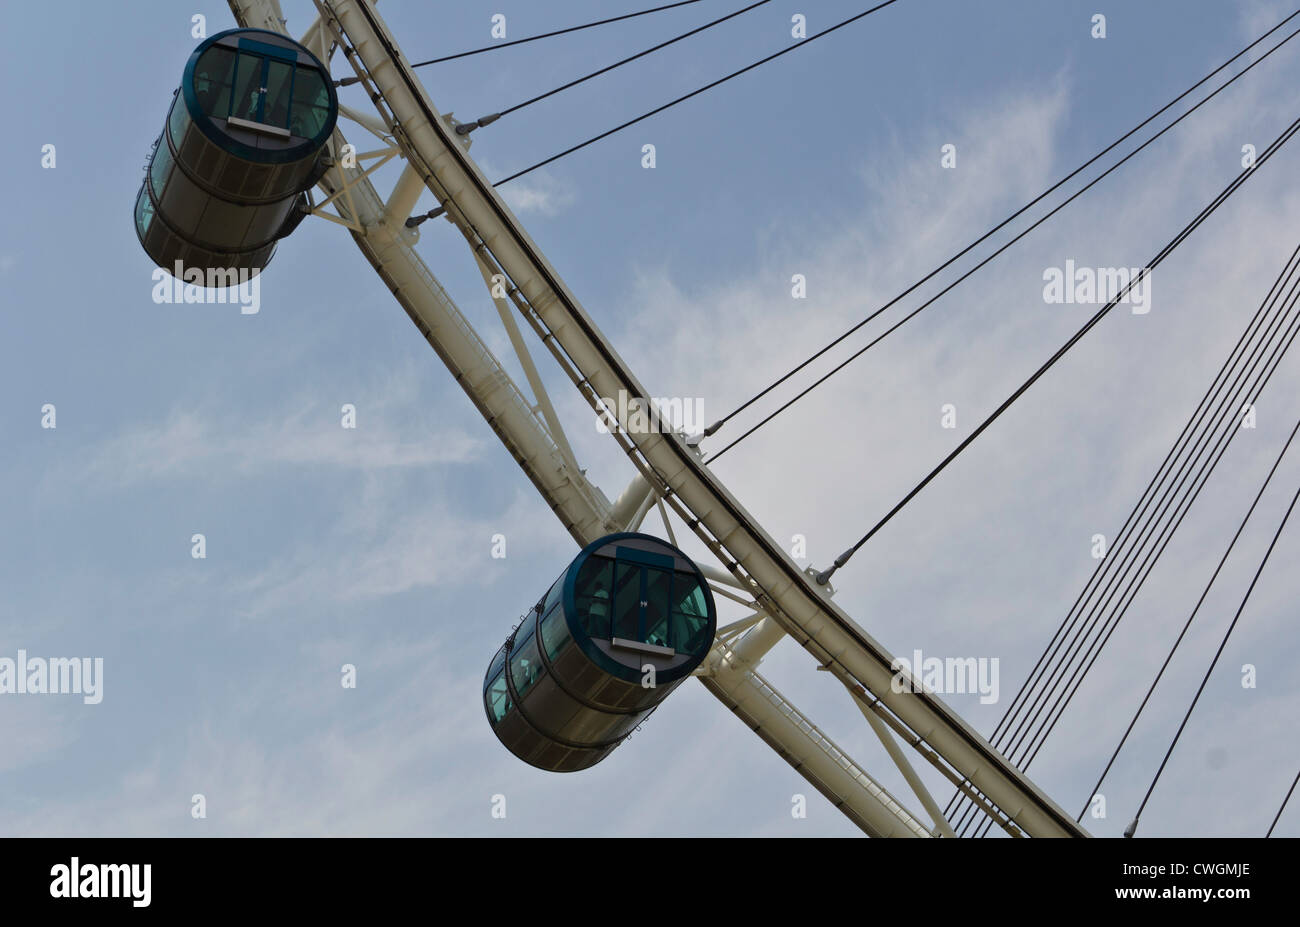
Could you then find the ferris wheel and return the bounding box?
[131,0,1300,838]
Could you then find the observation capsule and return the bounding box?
[133,28,338,278]
[483,533,718,772]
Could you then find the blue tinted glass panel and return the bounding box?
[486,670,511,724]
[168,95,191,147]
[263,59,294,129]
[541,576,563,615]
[613,562,641,641]
[670,611,709,654]
[644,567,671,648]
[193,45,236,118]
[575,555,613,639]
[514,613,536,652]
[290,66,330,138]
[134,187,154,236]
[231,53,265,121]
[149,141,173,197]
[510,634,542,698]
[540,604,570,661]
[487,645,507,682]
[670,571,710,652]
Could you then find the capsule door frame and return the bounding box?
[603,545,678,654]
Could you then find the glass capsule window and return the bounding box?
[515,612,536,651]
[575,555,614,639]
[485,670,512,724]
[168,93,191,148]
[262,59,294,129]
[670,572,711,654]
[487,646,507,682]
[148,139,174,198]
[574,549,711,653]
[134,187,155,237]
[510,633,542,699]
[612,561,642,642]
[229,51,266,122]
[642,567,672,648]
[290,66,332,138]
[540,604,570,662]
[193,46,236,119]
[540,576,563,615]
[192,42,330,139]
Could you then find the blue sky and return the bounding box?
[2,0,1299,837]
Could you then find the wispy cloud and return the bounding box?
[233,485,547,618]
[71,365,484,488]
[481,160,577,217]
